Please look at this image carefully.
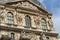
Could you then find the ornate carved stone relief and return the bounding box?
[48,19,53,27]
[34,18,40,25]
[0,9,4,21]
[11,1,38,10]
[20,31,32,39]
[0,35,10,40]
[48,19,53,30]
[21,2,38,10]
[15,14,22,24]
[0,15,4,19]
[40,32,47,40]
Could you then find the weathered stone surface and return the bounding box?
[0,0,58,40]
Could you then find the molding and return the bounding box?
[0,0,52,16]
[0,24,58,37]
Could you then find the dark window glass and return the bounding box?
[46,37,49,40]
[11,33,15,40]
[7,12,14,24]
[25,15,31,27]
[41,18,47,30]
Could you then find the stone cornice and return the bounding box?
[0,0,52,16]
[5,0,50,14]
[1,4,52,16]
[0,23,58,37]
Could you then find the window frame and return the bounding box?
[25,15,31,28]
[7,12,14,24]
[11,33,15,40]
[41,18,47,30]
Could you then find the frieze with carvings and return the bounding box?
[20,31,32,39]
[11,1,38,10]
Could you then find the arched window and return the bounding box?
[7,12,14,24]
[11,33,15,40]
[46,37,49,40]
[41,18,47,30]
[25,15,31,27]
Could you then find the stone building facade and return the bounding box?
[0,0,58,40]
[57,36,60,40]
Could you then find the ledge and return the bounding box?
[0,4,52,16]
[0,23,58,37]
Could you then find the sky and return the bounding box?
[40,0,60,35]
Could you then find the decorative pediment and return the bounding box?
[6,0,39,10]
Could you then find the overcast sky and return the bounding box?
[40,0,60,35]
